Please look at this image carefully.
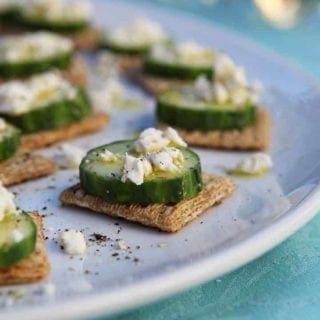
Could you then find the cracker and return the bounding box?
[60,173,236,232]
[158,108,270,151]
[133,71,191,95]
[67,27,100,50]
[59,56,88,87]
[0,213,50,285]
[116,55,144,73]
[20,112,109,151]
[0,153,57,186]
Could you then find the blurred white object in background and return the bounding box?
[254,0,306,28]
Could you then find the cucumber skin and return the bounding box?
[157,93,256,131]
[0,213,37,268]
[100,41,149,56]
[80,141,203,204]
[19,15,89,33]
[0,51,73,79]
[2,88,91,133]
[144,57,213,80]
[0,125,21,162]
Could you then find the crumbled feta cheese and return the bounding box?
[0,118,7,131]
[121,154,151,185]
[194,75,212,101]
[122,128,187,185]
[107,18,166,47]
[0,182,17,222]
[134,128,169,153]
[57,143,86,169]
[22,0,91,23]
[151,42,214,66]
[115,239,127,250]
[163,127,187,147]
[175,42,214,65]
[233,153,273,175]
[10,229,24,243]
[0,72,77,115]
[229,86,250,106]
[0,32,73,64]
[163,147,184,165]
[213,53,236,81]
[212,82,229,104]
[148,150,178,172]
[59,230,87,255]
[99,149,119,163]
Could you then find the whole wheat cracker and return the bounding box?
[0,213,50,285]
[0,153,57,186]
[59,55,88,87]
[158,108,270,151]
[133,71,191,95]
[20,112,109,151]
[60,173,236,232]
[116,55,144,73]
[67,27,100,50]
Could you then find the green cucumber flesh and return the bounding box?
[157,89,256,131]
[0,212,37,268]
[0,123,21,162]
[144,56,213,80]
[0,50,73,79]
[80,140,203,204]
[19,13,89,33]
[100,39,149,56]
[1,87,91,133]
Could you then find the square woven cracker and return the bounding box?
[0,153,57,186]
[60,173,236,232]
[67,27,100,50]
[0,213,50,285]
[20,112,109,152]
[60,56,88,87]
[158,108,270,151]
[133,71,191,95]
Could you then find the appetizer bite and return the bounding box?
[60,127,235,232]
[19,0,99,50]
[0,31,87,86]
[0,0,99,50]
[156,53,270,150]
[0,183,49,284]
[100,18,168,71]
[0,117,56,186]
[0,72,109,151]
[135,41,215,94]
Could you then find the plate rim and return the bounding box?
[4,1,320,319]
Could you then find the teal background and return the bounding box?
[98,1,320,319]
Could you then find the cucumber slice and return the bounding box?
[144,56,213,80]
[100,40,149,56]
[80,140,203,204]
[0,123,21,162]
[1,87,91,133]
[0,51,72,79]
[20,14,89,33]
[157,89,256,131]
[0,212,37,268]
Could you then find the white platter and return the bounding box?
[1,1,320,319]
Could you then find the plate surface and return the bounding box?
[1,1,320,319]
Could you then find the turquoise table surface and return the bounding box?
[97,1,320,319]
